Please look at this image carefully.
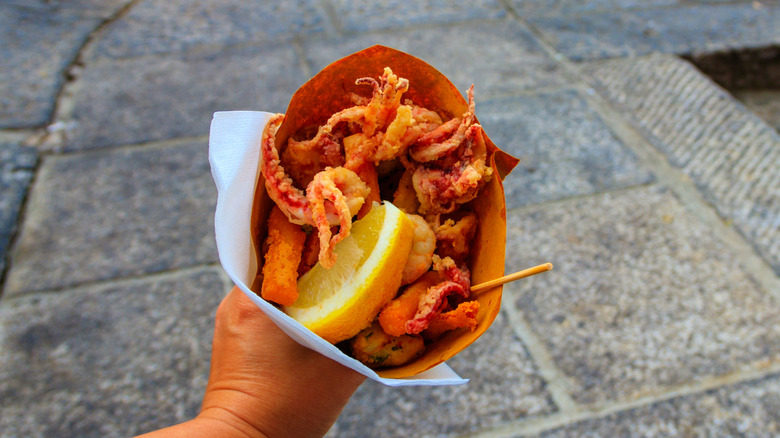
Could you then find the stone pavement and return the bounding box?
[1,1,779,436]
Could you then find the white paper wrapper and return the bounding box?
[208,110,468,386]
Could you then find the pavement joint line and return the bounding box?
[513,14,780,296]
[500,293,579,414]
[45,0,143,136]
[479,85,583,102]
[319,0,345,36]
[503,0,772,21]
[46,133,211,159]
[323,16,514,38]
[569,74,780,299]
[505,181,659,217]
[0,262,224,303]
[470,358,780,438]
[0,130,39,143]
[292,38,313,80]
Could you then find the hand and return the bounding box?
[138,286,365,438]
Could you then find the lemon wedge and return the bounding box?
[284,202,414,343]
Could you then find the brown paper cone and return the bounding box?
[251,45,519,378]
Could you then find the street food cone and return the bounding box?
[250,45,519,378]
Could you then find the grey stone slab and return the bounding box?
[734,90,780,132]
[0,6,100,128]
[534,373,780,437]
[583,55,780,274]
[63,44,305,150]
[5,140,217,296]
[329,0,506,33]
[478,90,653,209]
[506,185,780,406]
[0,142,38,276]
[86,0,329,59]
[528,3,780,61]
[0,268,225,438]
[505,0,678,18]
[302,19,570,100]
[327,311,556,438]
[0,0,129,18]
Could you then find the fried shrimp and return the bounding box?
[401,214,435,285]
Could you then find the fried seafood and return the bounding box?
[259,62,502,371]
[350,321,425,368]
[261,206,307,306]
[379,271,442,337]
[401,214,436,285]
[262,115,370,267]
[430,212,478,264]
[423,300,480,341]
[307,166,370,268]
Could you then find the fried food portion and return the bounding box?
[297,229,320,277]
[261,206,307,306]
[423,300,479,340]
[350,321,425,368]
[392,168,420,214]
[401,214,435,285]
[431,212,478,264]
[378,271,441,337]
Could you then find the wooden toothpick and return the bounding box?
[471,262,553,295]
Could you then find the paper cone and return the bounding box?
[251,45,519,378]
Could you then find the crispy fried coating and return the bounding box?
[297,229,320,277]
[350,321,425,368]
[422,300,479,340]
[378,271,440,336]
[261,206,307,306]
[392,168,419,214]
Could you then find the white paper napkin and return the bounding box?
[208,111,468,386]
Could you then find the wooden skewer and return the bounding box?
[471,262,553,295]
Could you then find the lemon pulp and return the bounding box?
[284,202,413,343]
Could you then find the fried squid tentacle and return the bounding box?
[405,256,471,334]
[306,166,370,268]
[261,113,314,226]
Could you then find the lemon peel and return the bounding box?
[284,202,414,343]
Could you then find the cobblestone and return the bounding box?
[528,2,780,61]
[0,268,224,438]
[5,140,218,296]
[327,311,556,437]
[302,19,569,100]
[86,0,330,59]
[0,6,101,128]
[534,373,780,437]
[478,90,653,208]
[0,141,37,277]
[583,55,780,274]
[63,45,306,150]
[505,185,780,406]
[328,0,506,33]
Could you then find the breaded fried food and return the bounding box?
[378,271,441,337]
[261,206,307,306]
[350,321,425,368]
[422,300,479,340]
